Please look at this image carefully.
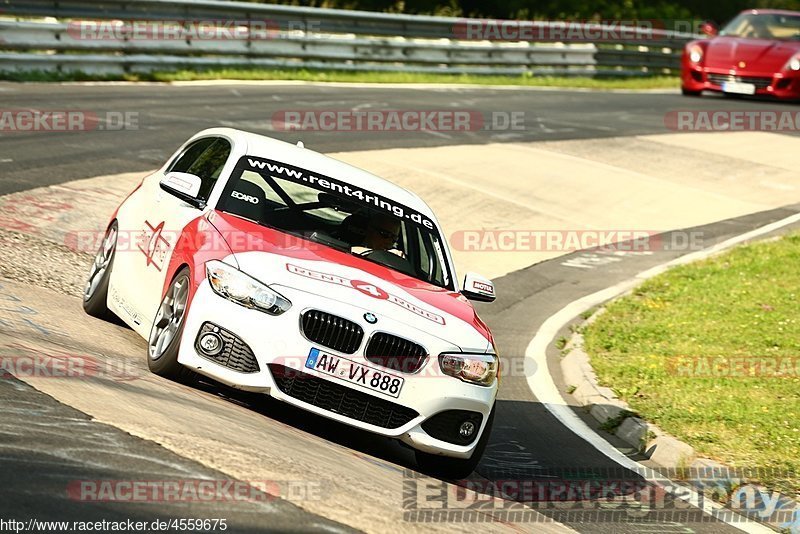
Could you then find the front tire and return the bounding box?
[415,404,496,480]
[83,221,118,320]
[147,267,191,379]
[681,87,702,97]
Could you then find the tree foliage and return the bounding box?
[260,0,800,24]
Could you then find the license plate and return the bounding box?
[722,81,756,95]
[305,348,404,398]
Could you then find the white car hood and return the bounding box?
[229,250,490,351]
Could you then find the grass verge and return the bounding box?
[0,68,680,89]
[583,232,800,495]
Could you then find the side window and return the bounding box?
[414,227,434,280]
[169,139,213,173]
[409,226,443,286]
[168,138,231,201]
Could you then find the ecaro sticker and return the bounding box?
[231,191,259,204]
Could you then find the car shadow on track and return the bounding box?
[123,358,708,530]
[186,374,520,481]
[191,375,420,472]
[182,378,655,513]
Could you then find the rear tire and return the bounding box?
[681,87,702,97]
[147,267,192,380]
[83,221,118,320]
[415,404,496,480]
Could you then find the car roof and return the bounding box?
[194,127,436,220]
[740,9,800,16]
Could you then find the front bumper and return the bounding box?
[682,66,800,99]
[177,280,497,458]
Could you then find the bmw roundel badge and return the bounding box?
[364,313,378,324]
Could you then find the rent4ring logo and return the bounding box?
[287,263,446,325]
[0,110,139,132]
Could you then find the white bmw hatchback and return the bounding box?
[83,128,499,478]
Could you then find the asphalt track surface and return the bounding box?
[1,81,799,195]
[6,209,800,533]
[0,375,357,533]
[2,82,798,532]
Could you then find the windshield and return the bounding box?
[720,13,800,40]
[218,156,453,290]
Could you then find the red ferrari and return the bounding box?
[681,9,800,100]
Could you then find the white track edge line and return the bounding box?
[524,211,800,533]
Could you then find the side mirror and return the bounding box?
[700,21,718,37]
[461,272,496,303]
[160,172,205,209]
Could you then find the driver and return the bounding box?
[748,15,774,39]
[350,212,405,258]
[363,213,401,251]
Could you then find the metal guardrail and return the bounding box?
[0,52,596,76]
[0,0,698,76]
[0,21,598,76]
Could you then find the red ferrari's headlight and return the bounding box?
[688,45,703,64]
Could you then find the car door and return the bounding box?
[108,136,232,337]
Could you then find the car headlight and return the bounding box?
[689,45,703,64]
[439,352,498,387]
[206,260,291,315]
[787,56,800,71]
